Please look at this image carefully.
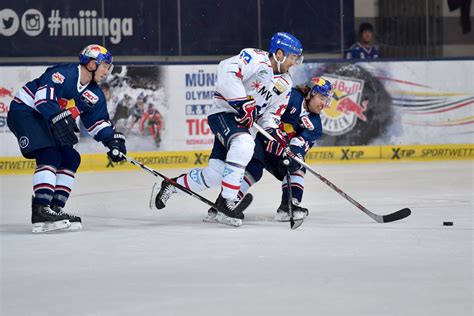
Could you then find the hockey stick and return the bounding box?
[253,124,411,223]
[285,164,304,230]
[114,151,251,224]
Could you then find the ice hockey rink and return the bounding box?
[0,160,472,316]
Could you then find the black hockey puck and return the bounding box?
[443,221,453,226]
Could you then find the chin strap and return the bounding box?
[85,61,98,82]
[272,53,287,73]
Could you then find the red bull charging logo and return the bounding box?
[0,87,13,98]
[320,75,367,136]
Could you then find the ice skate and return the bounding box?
[150,178,178,210]
[214,194,245,227]
[31,204,71,233]
[204,193,251,223]
[207,205,244,224]
[202,207,218,223]
[274,200,309,222]
[51,205,82,231]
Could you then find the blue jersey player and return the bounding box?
[232,78,333,222]
[7,44,127,233]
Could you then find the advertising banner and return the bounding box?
[0,66,47,156]
[2,144,473,175]
[0,0,159,56]
[1,60,473,160]
[161,65,216,149]
[0,64,217,156]
[291,60,474,146]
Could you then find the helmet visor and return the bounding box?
[96,51,113,65]
[295,55,304,65]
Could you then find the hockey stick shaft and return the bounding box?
[116,151,228,214]
[285,167,295,227]
[253,124,410,223]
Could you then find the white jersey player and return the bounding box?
[152,32,303,227]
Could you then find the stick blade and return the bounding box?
[235,193,253,214]
[290,218,304,230]
[382,208,411,223]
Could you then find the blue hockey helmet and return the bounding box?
[269,32,303,56]
[79,44,113,66]
[310,77,333,98]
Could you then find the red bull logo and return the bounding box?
[89,45,102,52]
[0,87,13,98]
[58,98,69,109]
[336,98,368,121]
[52,72,65,84]
[333,78,362,95]
[320,75,367,136]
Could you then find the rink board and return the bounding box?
[1,61,473,155]
[1,143,473,175]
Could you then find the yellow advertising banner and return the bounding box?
[0,151,213,175]
[380,145,474,161]
[1,144,473,175]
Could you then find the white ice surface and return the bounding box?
[1,161,473,316]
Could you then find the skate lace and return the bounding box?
[44,206,58,216]
[57,208,78,219]
[160,183,175,202]
[225,199,238,210]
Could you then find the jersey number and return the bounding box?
[300,116,314,130]
[239,50,252,64]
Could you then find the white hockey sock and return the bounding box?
[52,169,76,207]
[33,165,57,205]
[221,161,246,200]
[175,159,225,195]
[238,172,256,199]
[176,168,208,194]
[221,133,254,201]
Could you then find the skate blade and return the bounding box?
[149,182,161,211]
[274,212,290,222]
[215,212,242,227]
[274,211,306,222]
[293,211,307,221]
[32,220,71,233]
[63,222,82,231]
[202,214,217,223]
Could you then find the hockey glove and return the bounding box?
[104,132,127,162]
[69,107,81,133]
[264,128,288,156]
[234,98,257,129]
[281,145,305,173]
[49,110,79,147]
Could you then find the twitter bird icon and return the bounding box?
[0,8,19,36]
